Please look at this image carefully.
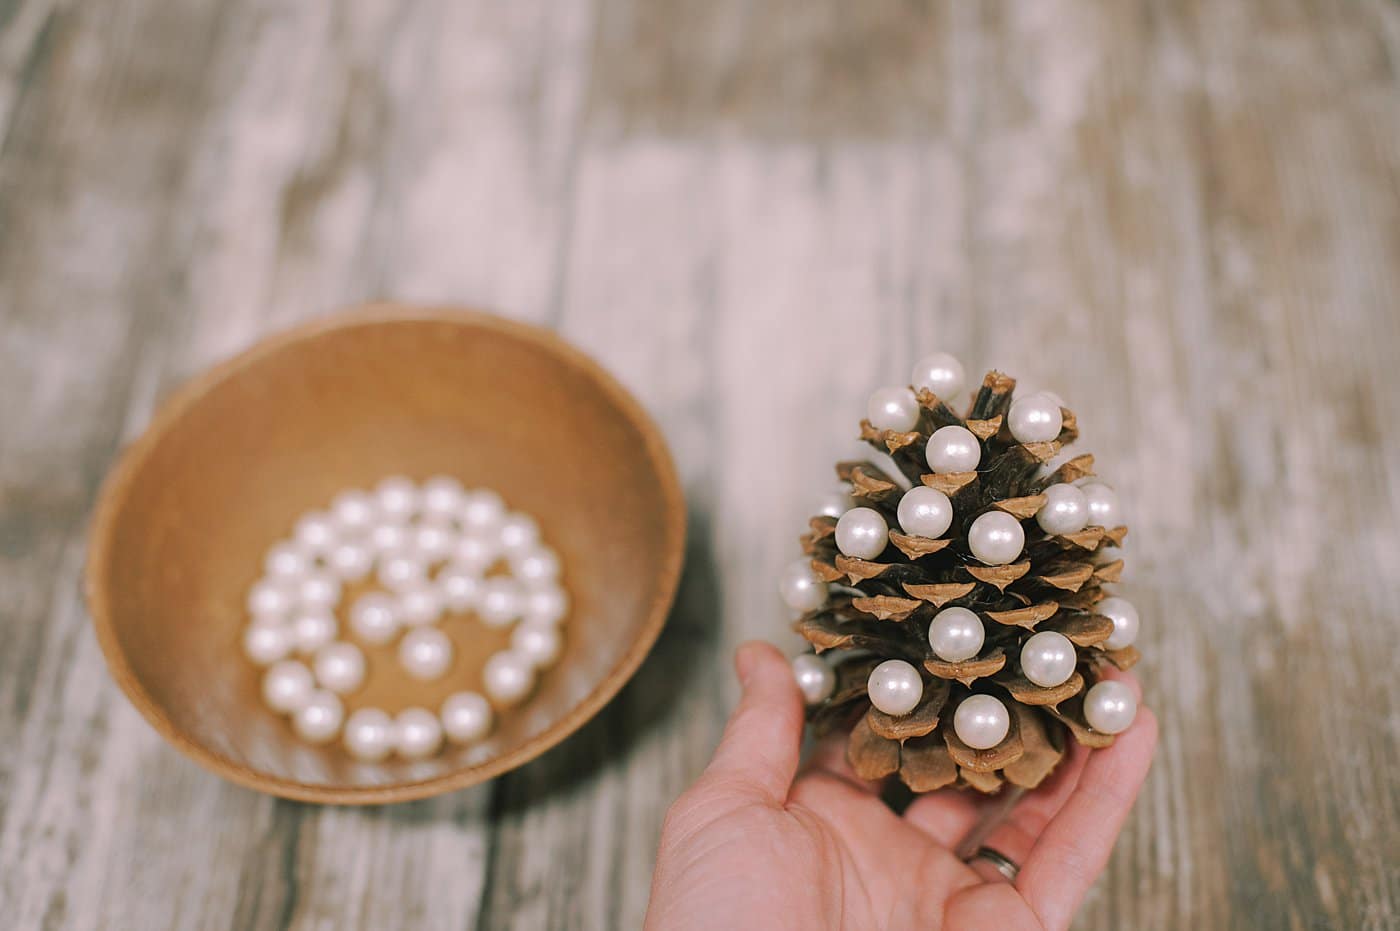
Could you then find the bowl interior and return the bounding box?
[88,311,683,801]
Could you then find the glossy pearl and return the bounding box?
[867,386,921,432]
[378,551,428,591]
[953,694,1010,749]
[910,352,966,401]
[368,521,410,556]
[247,579,295,621]
[264,541,313,580]
[483,650,536,705]
[1020,630,1077,687]
[412,519,456,564]
[791,654,836,704]
[343,707,396,762]
[331,489,378,537]
[522,586,569,625]
[511,621,563,668]
[925,425,981,474]
[498,514,540,554]
[1098,596,1141,650]
[451,534,500,575]
[326,540,374,581]
[1081,483,1122,528]
[398,627,453,680]
[292,690,344,744]
[261,660,315,714]
[1008,392,1064,444]
[293,511,339,556]
[438,564,483,613]
[394,707,443,760]
[512,546,560,587]
[816,488,856,519]
[440,691,494,744]
[835,507,889,560]
[374,475,419,522]
[291,609,337,655]
[778,558,828,612]
[312,641,365,695]
[421,475,465,520]
[460,489,506,534]
[897,486,953,538]
[477,578,523,628]
[398,583,445,627]
[928,606,984,662]
[348,592,400,645]
[867,659,923,716]
[243,621,293,666]
[1083,680,1137,734]
[297,571,341,612]
[968,511,1025,565]
[1036,483,1089,535]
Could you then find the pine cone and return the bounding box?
[789,367,1142,795]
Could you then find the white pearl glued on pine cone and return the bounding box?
[896,486,954,538]
[1097,596,1141,650]
[498,514,540,554]
[778,558,828,612]
[477,578,524,627]
[264,541,313,580]
[968,511,1025,565]
[412,519,457,564]
[816,487,856,519]
[374,475,419,523]
[313,641,366,695]
[297,571,341,612]
[1083,679,1137,734]
[511,621,563,668]
[327,540,374,581]
[438,563,483,612]
[1036,483,1089,535]
[791,654,836,705]
[369,521,410,556]
[1081,483,1122,528]
[398,583,445,627]
[291,609,337,655]
[953,694,1011,749]
[925,425,981,474]
[421,475,466,520]
[910,352,966,402]
[1019,630,1077,688]
[247,578,295,621]
[243,621,293,666]
[512,546,560,587]
[293,511,339,556]
[398,626,454,681]
[331,489,378,537]
[440,691,494,744]
[292,690,344,744]
[343,707,396,762]
[927,606,984,663]
[522,586,569,625]
[867,386,921,433]
[460,489,507,534]
[394,707,444,760]
[451,534,500,575]
[1007,391,1064,444]
[262,660,315,714]
[348,592,400,646]
[867,659,924,716]
[378,550,428,591]
[835,507,889,560]
[483,650,536,706]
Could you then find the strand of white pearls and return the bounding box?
[244,475,570,761]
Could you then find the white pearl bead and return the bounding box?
[816,488,856,519]
[421,476,465,520]
[483,650,536,706]
[438,563,483,612]
[1020,630,1077,687]
[247,578,295,621]
[835,507,889,560]
[1083,679,1137,734]
[331,489,379,537]
[291,609,337,655]
[522,586,569,625]
[791,654,836,705]
[867,386,921,432]
[1036,483,1089,535]
[867,659,923,716]
[477,578,523,628]
[440,691,494,744]
[374,475,419,523]
[312,641,366,695]
[293,511,339,556]
[1008,392,1064,444]
[264,541,313,580]
[910,352,966,401]
[412,519,456,564]
[326,540,374,581]
[968,511,1025,565]
[450,533,500,575]
[368,521,410,556]
[292,689,344,744]
[348,592,400,645]
[953,694,1011,749]
[778,558,828,613]
[261,660,314,714]
[378,551,428,591]
[1081,483,1122,528]
[925,425,981,474]
[243,621,293,666]
[512,546,560,587]
[460,489,506,534]
[343,707,396,762]
[394,707,444,760]
[511,621,563,668]
[927,606,984,662]
[897,486,954,538]
[397,583,445,627]
[398,627,453,680]
[1098,596,1141,650]
[498,513,540,554]
[297,571,341,611]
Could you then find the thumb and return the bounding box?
[698,641,806,805]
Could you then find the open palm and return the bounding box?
[646,642,1157,931]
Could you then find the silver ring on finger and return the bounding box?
[967,846,1019,882]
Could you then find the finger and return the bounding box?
[903,789,984,848]
[971,739,1092,869]
[798,731,880,793]
[1017,706,1159,931]
[698,641,806,805]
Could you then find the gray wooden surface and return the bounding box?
[2,1,1399,928]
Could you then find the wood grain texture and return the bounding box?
[2,0,1398,928]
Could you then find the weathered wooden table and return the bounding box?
[2,1,1398,928]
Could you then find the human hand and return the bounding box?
[645,641,1157,931]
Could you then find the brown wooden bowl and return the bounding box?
[85,306,686,804]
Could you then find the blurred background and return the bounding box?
[2,1,1398,928]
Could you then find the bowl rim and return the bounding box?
[84,304,687,804]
